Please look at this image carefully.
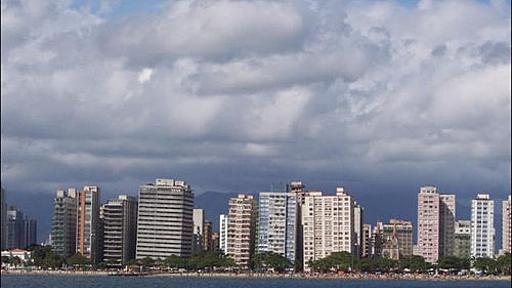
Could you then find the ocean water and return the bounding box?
[1,275,510,288]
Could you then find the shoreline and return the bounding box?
[2,270,511,282]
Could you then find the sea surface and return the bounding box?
[1,275,510,288]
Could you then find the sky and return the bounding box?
[1,0,511,245]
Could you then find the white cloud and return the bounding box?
[138,68,153,84]
[0,0,510,204]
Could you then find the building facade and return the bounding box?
[381,219,413,259]
[226,194,257,269]
[101,195,137,266]
[219,214,229,254]
[1,186,6,250]
[6,206,24,249]
[502,195,511,254]
[439,194,456,257]
[417,186,455,263]
[192,208,204,253]
[454,220,471,259]
[257,191,298,264]
[353,204,363,258]
[23,218,37,248]
[470,193,495,258]
[52,188,78,258]
[136,179,194,259]
[77,186,101,263]
[362,224,371,258]
[302,188,355,271]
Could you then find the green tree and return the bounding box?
[29,245,64,269]
[398,255,429,273]
[496,253,511,275]
[473,257,497,275]
[164,255,185,269]
[438,256,466,273]
[252,252,292,273]
[66,253,90,268]
[140,256,155,268]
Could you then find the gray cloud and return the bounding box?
[1,0,510,239]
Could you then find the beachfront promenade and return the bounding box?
[2,269,511,282]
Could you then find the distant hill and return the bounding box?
[195,191,256,231]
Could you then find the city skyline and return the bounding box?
[1,0,510,258]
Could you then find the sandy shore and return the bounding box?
[2,270,511,281]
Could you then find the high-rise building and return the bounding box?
[7,206,24,249]
[77,186,101,263]
[454,220,471,259]
[219,214,229,254]
[362,224,371,258]
[302,187,355,271]
[353,203,363,258]
[502,195,511,254]
[23,218,37,248]
[100,195,137,266]
[136,179,194,259]
[439,194,456,257]
[210,232,220,253]
[203,220,213,251]
[1,186,6,250]
[52,188,78,258]
[226,194,257,269]
[380,219,413,259]
[193,208,205,253]
[470,193,495,258]
[257,191,298,264]
[417,186,455,263]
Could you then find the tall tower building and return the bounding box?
[23,218,37,247]
[362,224,372,258]
[302,187,355,271]
[219,214,229,254]
[192,208,205,253]
[1,186,6,250]
[226,194,257,269]
[136,179,194,259]
[101,195,137,266]
[502,195,511,254]
[257,191,298,264]
[6,206,24,249]
[353,203,363,258]
[417,186,455,263]
[439,194,456,257]
[52,188,78,258]
[470,193,495,258]
[77,186,101,263]
[454,220,471,258]
[203,220,213,251]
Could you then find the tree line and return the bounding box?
[2,245,510,276]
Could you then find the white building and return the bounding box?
[193,208,205,252]
[257,191,298,263]
[219,214,229,254]
[470,193,495,258]
[1,249,32,266]
[353,203,363,258]
[302,187,355,271]
[136,179,194,259]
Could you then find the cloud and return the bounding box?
[1,0,510,230]
[138,68,153,84]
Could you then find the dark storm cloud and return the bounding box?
[1,0,510,240]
